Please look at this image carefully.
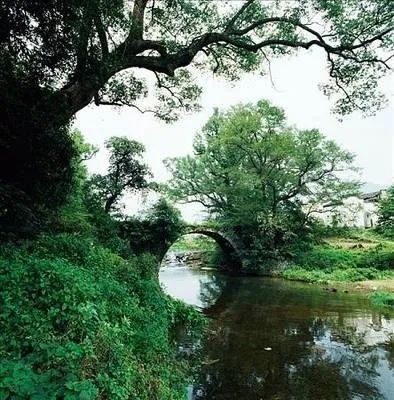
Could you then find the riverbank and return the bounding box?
[276,231,394,308]
[165,229,394,308]
[281,230,391,277]
[0,233,204,399]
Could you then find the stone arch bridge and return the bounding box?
[163,225,245,272]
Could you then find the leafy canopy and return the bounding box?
[2,0,393,122]
[166,100,359,254]
[1,0,392,232]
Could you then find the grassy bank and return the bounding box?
[370,291,394,309]
[280,230,394,286]
[0,233,204,399]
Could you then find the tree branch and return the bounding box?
[225,0,255,32]
[93,10,109,57]
[131,0,148,39]
[53,10,392,126]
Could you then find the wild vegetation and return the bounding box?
[0,1,393,398]
[371,291,394,309]
[377,185,394,239]
[281,231,394,283]
[0,134,204,399]
[1,0,393,231]
[279,196,394,284]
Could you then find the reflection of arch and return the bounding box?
[163,227,244,272]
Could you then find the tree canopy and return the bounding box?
[2,0,393,122]
[1,0,392,233]
[87,136,151,214]
[166,100,359,256]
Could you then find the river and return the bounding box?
[159,263,394,400]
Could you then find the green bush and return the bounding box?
[122,198,185,259]
[376,185,394,239]
[0,234,204,399]
[282,242,394,283]
[288,242,394,279]
[293,246,360,271]
[370,291,394,309]
[361,248,394,270]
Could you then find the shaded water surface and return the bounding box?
[159,265,394,400]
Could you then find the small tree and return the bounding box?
[87,137,151,213]
[377,185,394,238]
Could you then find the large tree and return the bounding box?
[2,0,393,121]
[165,100,359,255]
[0,0,393,230]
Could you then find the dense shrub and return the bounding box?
[293,246,359,271]
[122,198,185,259]
[0,234,204,399]
[371,291,394,309]
[376,185,394,239]
[361,248,394,270]
[282,239,394,283]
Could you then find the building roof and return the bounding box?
[360,191,382,202]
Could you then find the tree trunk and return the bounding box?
[104,195,117,214]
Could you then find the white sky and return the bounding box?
[75,48,394,222]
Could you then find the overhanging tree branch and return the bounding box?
[51,5,393,126]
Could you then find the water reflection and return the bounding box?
[159,266,394,400]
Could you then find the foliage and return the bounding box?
[3,0,392,120]
[293,246,359,270]
[370,291,394,309]
[0,233,204,400]
[86,137,151,214]
[0,117,77,235]
[0,129,205,399]
[282,265,393,284]
[281,238,394,283]
[1,1,392,231]
[51,131,99,234]
[166,100,358,267]
[122,198,185,259]
[377,185,394,238]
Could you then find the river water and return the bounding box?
[159,264,394,400]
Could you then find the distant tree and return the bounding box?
[166,100,359,255]
[1,1,392,231]
[87,137,150,214]
[377,185,394,238]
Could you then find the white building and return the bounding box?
[312,191,384,228]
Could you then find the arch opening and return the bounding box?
[161,230,243,272]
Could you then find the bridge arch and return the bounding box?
[162,227,244,272]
